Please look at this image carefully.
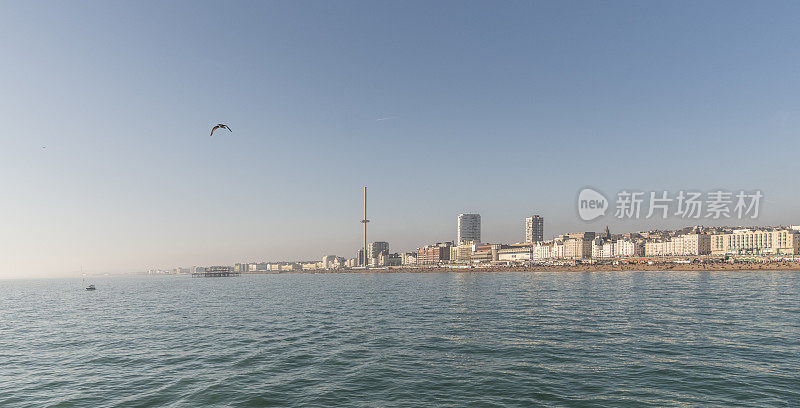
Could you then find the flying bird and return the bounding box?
[210,124,232,136]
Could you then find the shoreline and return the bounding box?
[238,261,800,275]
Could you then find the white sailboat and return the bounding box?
[82,266,95,291]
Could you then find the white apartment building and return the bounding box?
[591,239,644,259]
[645,241,666,257]
[645,234,711,256]
[615,239,644,257]
[322,255,339,269]
[591,239,615,259]
[602,242,615,258]
[592,239,604,259]
[533,243,552,261]
[551,241,565,259]
[401,252,417,265]
[563,238,592,259]
[710,229,800,255]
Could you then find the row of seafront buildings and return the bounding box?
[232,255,350,273]
[349,214,800,268]
[215,214,800,273]
[404,228,800,266]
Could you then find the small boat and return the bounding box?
[80,266,95,291]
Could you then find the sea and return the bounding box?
[1,271,798,407]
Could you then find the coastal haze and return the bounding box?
[3,2,800,278]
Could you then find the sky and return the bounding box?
[2,1,800,278]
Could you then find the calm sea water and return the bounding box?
[1,271,799,407]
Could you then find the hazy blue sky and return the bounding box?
[2,1,800,277]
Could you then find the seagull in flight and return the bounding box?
[210,123,232,136]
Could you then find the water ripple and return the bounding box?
[1,271,799,407]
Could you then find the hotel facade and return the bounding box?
[710,229,800,255]
[645,233,711,257]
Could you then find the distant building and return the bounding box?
[401,252,417,265]
[386,253,402,266]
[545,232,595,260]
[615,239,645,257]
[525,215,544,243]
[592,238,644,258]
[368,241,390,266]
[534,242,552,260]
[498,243,534,262]
[277,263,298,272]
[368,241,389,259]
[645,233,711,256]
[564,238,592,260]
[451,241,478,264]
[710,229,799,255]
[356,248,365,266]
[591,238,614,259]
[457,213,481,245]
[471,243,502,263]
[301,261,322,271]
[417,242,453,265]
[551,240,564,259]
[192,265,237,277]
[322,255,339,269]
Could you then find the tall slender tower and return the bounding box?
[361,186,369,269]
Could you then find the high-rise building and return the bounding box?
[457,213,481,244]
[367,241,389,260]
[357,248,365,266]
[525,215,544,243]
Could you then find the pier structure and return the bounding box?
[192,266,239,278]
